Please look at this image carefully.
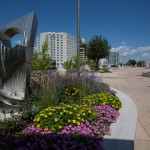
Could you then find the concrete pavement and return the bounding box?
[103,67,150,150]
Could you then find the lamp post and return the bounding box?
[77,0,80,77]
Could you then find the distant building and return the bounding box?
[145,61,150,68]
[80,47,87,61]
[37,32,76,67]
[107,52,119,67]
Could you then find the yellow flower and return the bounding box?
[36,117,40,122]
[82,118,84,122]
[77,117,81,120]
[82,113,86,116]
[51,127,56,131]
[44,115,48,118]
[37,124,40,128]
[44,127,49,131]
[40,114,43,116]
[88,110,91,113]
[69,112,73,115]
[77,121,80,125]
[33,118,36,122]
[58,126,62,129]
[72,120,76,124]
[60,112,63,115]
[54,118,58,122]
[77,113,80,116]
[68,119,71,123]
[49,112,52,115]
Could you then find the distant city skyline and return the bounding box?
[0,0,150,62]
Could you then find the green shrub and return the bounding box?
[99,69,112,73]
[0,109,38,134]
[99,70,105,73]
[82,92,122,110]
[0,117,27,134]
[86,69,94,72]
[33,104,98,133]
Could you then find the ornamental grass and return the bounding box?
[30,72,110,109]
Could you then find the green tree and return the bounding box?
[127,59,136,66]
[64,56,84,69]
[137,60,144,67]
[86,59,96,69]
[32,40,51,70]
[86,35,111,70]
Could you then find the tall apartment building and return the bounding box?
[107,52,119,67]
[37,32,76,67]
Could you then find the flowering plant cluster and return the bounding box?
[30,73,110,107]
[24,105,119,138]
[86,69,94,72]
[82,92,122,110]
[65,87,79,96]
[107,89,117,96]
[93,105,120,123]
[0,133,104,150]
[60,87,80,104]
[99,69,112,73]
[33,104,98,133]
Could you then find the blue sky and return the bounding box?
[0,0,150,62]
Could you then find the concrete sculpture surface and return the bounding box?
[0,12,38,111]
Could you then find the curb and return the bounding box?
[101,73,117,78]
[102,88,137,150]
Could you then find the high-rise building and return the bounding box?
[107,52,119,67]
[37,32,76,67]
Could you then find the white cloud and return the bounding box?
[111,45,150,62]
[142,53,150,58]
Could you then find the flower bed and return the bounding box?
[0,73,122,149]
[0,133,104,150]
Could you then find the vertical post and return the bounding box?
[77,0,80,77]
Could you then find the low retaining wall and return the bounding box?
[102,88,137,150]
[101,73,117,78]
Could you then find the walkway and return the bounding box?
[103,67,150,150]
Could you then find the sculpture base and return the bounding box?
[0,101,21,120]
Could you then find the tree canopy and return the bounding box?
[64,56,84,70]
[137,60,144,67]
[32,40,51,70]
[126,59,137,66]
[86,35,111,70]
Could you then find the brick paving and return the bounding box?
[103,67,150,150]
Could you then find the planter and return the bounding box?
[102,88,137,150]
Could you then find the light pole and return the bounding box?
[77,0,80,77]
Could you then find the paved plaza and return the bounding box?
[103,67,150,150]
